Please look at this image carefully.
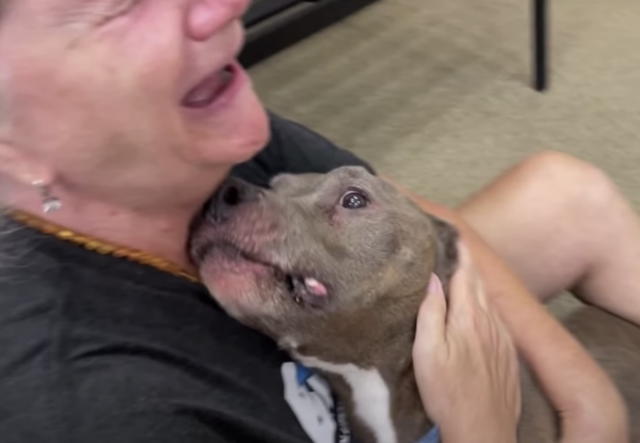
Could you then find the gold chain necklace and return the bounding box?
[8,210,200,283]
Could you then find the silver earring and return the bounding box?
[32,180,62,214]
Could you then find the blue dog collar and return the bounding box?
[416,426,440,443]
[296,362,314,386]
[295,363,440,443]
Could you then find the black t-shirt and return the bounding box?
[0,113,374,443]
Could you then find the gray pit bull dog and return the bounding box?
[190,166,640,443]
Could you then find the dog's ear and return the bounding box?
[428,215,460,294]
[391,187,460,294]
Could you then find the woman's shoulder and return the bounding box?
[0,220,309,443]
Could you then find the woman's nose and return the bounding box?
[186,0,250,41]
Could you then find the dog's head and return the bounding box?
[190,166,458,365]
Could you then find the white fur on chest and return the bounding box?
[295,354,398,443]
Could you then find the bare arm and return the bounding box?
[384,177,628,443]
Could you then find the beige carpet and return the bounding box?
[250,0,640,212]
[249,0,640,315]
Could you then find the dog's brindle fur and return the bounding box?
[191,166,640,443]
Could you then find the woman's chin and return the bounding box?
[189,87,270,165]
[226,99,270,162]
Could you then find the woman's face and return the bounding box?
[0,0,269,209]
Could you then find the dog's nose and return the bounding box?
[206,177,261,223]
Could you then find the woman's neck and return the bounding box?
[11,188,209,271]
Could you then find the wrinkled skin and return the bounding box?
[190,166,459,366]
[0,0,268,212]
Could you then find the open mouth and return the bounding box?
[197,240,329,307]
[284,274,328,307]
[182,64,236,109]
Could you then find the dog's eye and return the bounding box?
[341,190,368,209]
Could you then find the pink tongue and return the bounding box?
[304,278,328,297]
[183,72,224,107]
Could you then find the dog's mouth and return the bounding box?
[195,239,330,308]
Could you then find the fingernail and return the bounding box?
[428,274,443,295]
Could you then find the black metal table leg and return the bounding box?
[533,0,548,91]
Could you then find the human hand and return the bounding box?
[413,242,521,443]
